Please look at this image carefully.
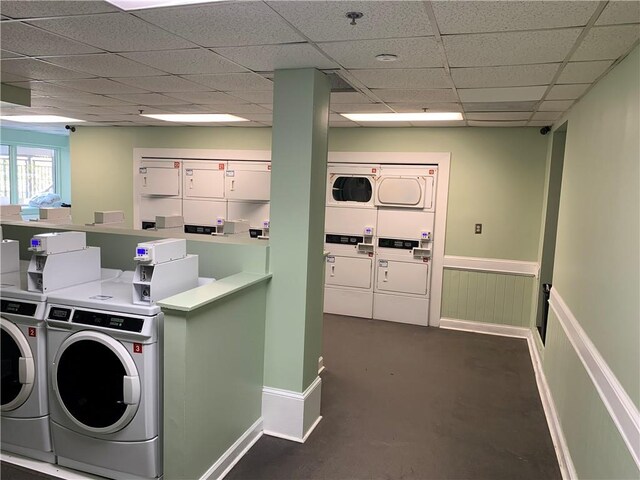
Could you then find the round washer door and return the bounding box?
[52,331,141,434]
[1,318,36,411]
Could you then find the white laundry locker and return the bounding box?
[227,200,270,229]
[225,161,271,201]
[182,199,227,235]
[139,159,182,229]
[375,165,437,211]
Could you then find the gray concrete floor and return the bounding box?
[2,314,560,480]
[226,314,561,480]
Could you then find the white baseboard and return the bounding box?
[549,289,640,470]
[200,418,263,480]
[439,318,530,338]
[262,376,322,443]
[439,317,575,480]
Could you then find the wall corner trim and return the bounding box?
[443,256,539,277]
[549,289,640,470]
[440,317,576,479]
[199,418,263,480]
[262,376,322,443]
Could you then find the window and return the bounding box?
[1,144,58,206]
[332,176,373,203]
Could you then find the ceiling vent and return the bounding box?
[326,72,357,93]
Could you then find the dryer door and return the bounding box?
[53,331,141,435]
[1,318,35,411]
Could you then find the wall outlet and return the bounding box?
[475,223,482,234]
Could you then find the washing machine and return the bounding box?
[1,263,121,463]
[45,271,163,480]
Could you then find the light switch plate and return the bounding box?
[475,223,482,234]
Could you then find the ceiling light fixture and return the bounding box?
[376,54,398,62]
[0,115,85,123]
[105,0,225,11]
[140,113,248,123]
[341,112,464,122]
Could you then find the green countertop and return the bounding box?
[158,272,272,312]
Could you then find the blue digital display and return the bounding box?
[31,239,40,247]
[137,248,147,255]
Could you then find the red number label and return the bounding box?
[371,168,377,173]
[133,343,143,354]
[267,165,271,170]
[429,169,435,174]
[218,163,225,170]
[174,161,180,169]
[28,327,36,337]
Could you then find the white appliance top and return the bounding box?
[0,266,122,303]
[47,271,162,316]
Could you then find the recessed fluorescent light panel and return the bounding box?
[341,112,463,122]
[0,115,85,123]
[140,113,248,123]
[106,0,225,10]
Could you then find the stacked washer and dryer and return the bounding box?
[1,231,121,463]
[324,163,438,326]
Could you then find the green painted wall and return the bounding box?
[0,127,71,203]
[544,310,639,479]
[70,126,547,261]
[442,269,535,327]
[550,46,639,405]
[541,46,639,477]
[163,282,267,479]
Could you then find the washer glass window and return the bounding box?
[57,340,127,429]
[1,328,23,406]
[332,177,372,203]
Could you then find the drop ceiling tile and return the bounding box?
[1,1,118,18]
[331,103,393,113]
[115,76,211,93]
[29,13,195,52]
[213,44,337,72]
[330,92,372,104]
[62,105,148,115]
[529,120,557,127]
[267,1,432,42]
[410,120,465,127]
[330,122,360,128]
[43,54,164,78]
[0,58,94,80]
[105,104,184,114]
[32,94,134,107]
[216,104,272,114]
[371,89,457,103]
[444,29,582,67]
[532,111,563,121]
[318,37,442,69]
[2,50,24,59]
[137,2,302,47]
[105,93,187,106]
[538,100,574,111]
[464,101,538,111]
[468,120,528,127]
[8,81,86,97]
[466,112,532,121]
[386,103,462,112]
[162,91,246,104]
[451,64,560,88]
[596,1,640,25]
[240,114,273,122]
[557,61,613,84]
[459,86,547,102]
[433,1,596,34]
[571,25,640,61]
[121,49,247,75]
[182,73,273,91]
[56,78,149,94]
[1,22,102,57]
[348,68,450,89]
[226,91,273,104]
[0,71,31,83]
[546,84,590,100]
[258,104,273,111]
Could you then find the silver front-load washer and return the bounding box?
[45,272,163,480]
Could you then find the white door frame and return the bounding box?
[327,152,450,327]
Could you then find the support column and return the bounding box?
[262,68,330,442]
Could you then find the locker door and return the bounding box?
[184,168,225,199]
[325,256,372,289]
[226,162,270,201]
[228,201,270,228]
[376,260,428,295]
[183,199,227,226]
[140,167,180,196]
